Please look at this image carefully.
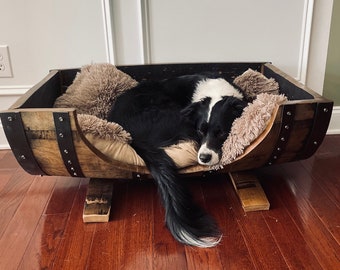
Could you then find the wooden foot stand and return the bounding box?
[229,171,270,212]
[83,178,114,223]
[82,171,269,223]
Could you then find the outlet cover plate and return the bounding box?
[0,45,13,77]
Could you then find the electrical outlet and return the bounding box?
[0,45,13,78]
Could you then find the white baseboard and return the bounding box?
[0,85,31,150]
[327,106,340,135]
[0,122,10,149]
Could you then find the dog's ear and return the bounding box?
[222,96,247,118]
[181,97,211,120]
[181,102,200,119]
[232,98,247,117]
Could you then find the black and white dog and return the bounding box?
[108,73,246,247]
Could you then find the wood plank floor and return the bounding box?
[0,135,339,270]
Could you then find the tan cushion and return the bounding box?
[84,134,199,169]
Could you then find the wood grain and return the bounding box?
[229,171,270,211]
[83,178,114,223]
[51,180,97,270]
[0,134,339,269]
[0,169,37,237]
[0,174,56,269]
[225,179,289,270]
[259,173,323,269]
[184,182,224,270]
[86,181,128,270]
[18,213,69,269]
[152,185,188,270]
[259,164,340,269]
[200,177,255,270]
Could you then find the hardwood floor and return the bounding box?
[0,135,339,270]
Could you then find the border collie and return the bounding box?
[107,74,247,247]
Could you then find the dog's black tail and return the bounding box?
[135,146,222,247]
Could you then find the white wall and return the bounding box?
[146,0,309,82]
[306,0,333,93]
[0,0,109,148]
[306,0,339,134]
[113,0,312,83]
[0,0,108,86]
[0,0,337,149]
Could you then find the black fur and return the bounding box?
[107,74,246,247]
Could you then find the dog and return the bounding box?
[107,73,247,247]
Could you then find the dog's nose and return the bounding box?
[199,153,212,164]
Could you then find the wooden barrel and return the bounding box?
[0,63,333,179]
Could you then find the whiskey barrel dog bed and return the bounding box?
[1,63,333,180]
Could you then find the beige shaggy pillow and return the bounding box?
[234,68,280,101]
[54,63,138,119]
[212,93,287,169]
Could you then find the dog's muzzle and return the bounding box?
[197,143,220,165]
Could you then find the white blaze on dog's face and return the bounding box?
[196,96,247,165]
[192,78,243,119]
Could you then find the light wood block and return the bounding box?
[229,171,270,212]
[83,178,114,223]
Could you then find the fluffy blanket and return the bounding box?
[215,93,286,168]
[234,68,280,101]
[54,63,138,120]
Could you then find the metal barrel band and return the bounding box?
[296,102,334,160]
[53,112,84,177]
[0,112,46,175]
[267,104,296,165]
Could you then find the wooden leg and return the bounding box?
[228,171,270,212]
[83,178,114,223]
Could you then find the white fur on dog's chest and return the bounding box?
[192,78,243,121]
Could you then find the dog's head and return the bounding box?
[183,96,247,165]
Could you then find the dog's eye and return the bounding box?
[215,130,227,138]
[198,127,206,136]
[198,123,208,136]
